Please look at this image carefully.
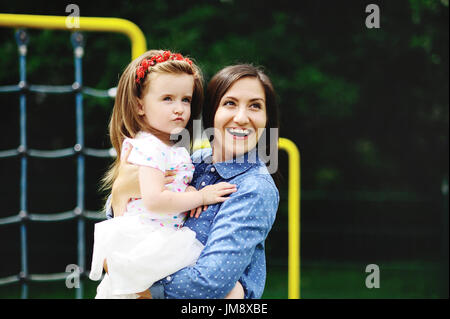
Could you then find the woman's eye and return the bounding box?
[224,101,235,106]
[250,103,262,110]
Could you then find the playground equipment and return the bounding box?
[0,13,301,299]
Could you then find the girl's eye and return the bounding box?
[163,96,172,101]
[182,97,191,103]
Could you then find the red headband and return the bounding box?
[135,51,193,84]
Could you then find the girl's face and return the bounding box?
[138,72,194,142]
[213,77,267,162]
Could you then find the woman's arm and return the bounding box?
[111,162,140,217]
[111,146,140,217]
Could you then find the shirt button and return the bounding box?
[201,181,206,186]
[210,167,215,172]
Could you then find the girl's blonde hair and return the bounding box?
[101,49,204,194]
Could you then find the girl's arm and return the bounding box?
[185,186,208,219]
[110,148,178,217]
[139,166,236,214]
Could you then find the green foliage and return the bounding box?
[0,1,447,194]
[0,1,448,293]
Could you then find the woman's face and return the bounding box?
[213,77,267,162]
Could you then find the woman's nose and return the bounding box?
[233,107,249,125]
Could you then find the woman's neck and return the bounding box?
[211,143,238,163]
[211,149,222,164]
[211,143,258,164]
[211,142,225,163]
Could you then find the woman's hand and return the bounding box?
[103,260,108,273]
[164,169,176,186]
[111,146,140,217]
[225,281,244,299]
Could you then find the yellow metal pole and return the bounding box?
[0,13,147,59]
[196,137,301,299]
[279,137,301,299]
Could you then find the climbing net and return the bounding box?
[0,29,115,299]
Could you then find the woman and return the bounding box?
[108,64,280,299]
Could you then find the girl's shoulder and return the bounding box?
[124,131,169,152]
[122,131,168,163]
[133,131,166,145]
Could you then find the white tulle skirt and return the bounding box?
[89,213,204,298]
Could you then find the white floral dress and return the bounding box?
[89,131,203,298]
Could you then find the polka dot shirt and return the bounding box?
[149,148,279,299]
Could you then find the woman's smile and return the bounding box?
[225,127,254,139]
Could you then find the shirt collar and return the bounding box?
[201,148,261,179]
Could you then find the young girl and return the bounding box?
[89,50,237,299]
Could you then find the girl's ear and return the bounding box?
[136,99,145,115]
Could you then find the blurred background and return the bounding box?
[0,0,448,298]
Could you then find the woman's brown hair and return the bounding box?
[101,50,204,193]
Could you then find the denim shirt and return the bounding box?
[106,148,279,299]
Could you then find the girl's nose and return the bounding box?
[173,102,184,114]
[233,107,249,125]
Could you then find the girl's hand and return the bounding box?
[199,182,237,206]
[185,186,207,218]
